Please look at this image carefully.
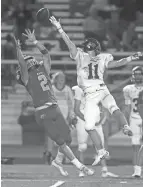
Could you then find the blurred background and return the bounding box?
[1,0,143,165]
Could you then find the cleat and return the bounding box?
[102,171,119,178]
[123,125,133,136]
[132,172,142,178]
[51,160,68,176]
[80,165,94,176]
[79,171,85,177]
[92,150,109,166]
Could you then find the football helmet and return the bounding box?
[132,66,143,84]
[81,38,101,54]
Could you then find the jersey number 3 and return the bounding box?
[88,63,99,79]
[38,74,49,91]
[133,98,139,113]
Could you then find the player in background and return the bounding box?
[50,16,142,165]
[72,85,118,178]
[123,66,143,177]
[44,71,75,164]
[14,29,94,177]
[134,90,143,178]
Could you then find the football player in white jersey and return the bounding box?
[123,66,143,177]
[50,16,142,164]
[72,85,118,178]
[134,90,143,178]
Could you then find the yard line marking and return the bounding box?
[49,181,65,187]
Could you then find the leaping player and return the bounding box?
[72,85,118,178]
[14,29,94,177]
[123,66,143,177]
[50,16,142,165]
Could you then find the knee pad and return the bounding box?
[78,143,87,152]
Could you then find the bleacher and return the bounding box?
[1,0,142,152]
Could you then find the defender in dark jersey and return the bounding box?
[14,29,94,176]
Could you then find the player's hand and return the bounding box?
[130,52,142,60]
[49,16,62,30]
[22,29,36,43]
[13,35,21,49]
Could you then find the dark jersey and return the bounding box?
[25,64,57,108]
[139,91,143,103]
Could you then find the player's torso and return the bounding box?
[129,85,143,119]
[52,85,69,118]
[77,53,106,92]
[26,65,57,108]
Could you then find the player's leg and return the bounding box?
[101,93,132,136]
[43,136,54,164]
[84,100,103,149]
[76,118,89,177]
[84,100,109,165]
[134,145,143,177]
[131,118,143,177]
[49,106,94,176]
[76,118,88,162]
[94,125,118,177]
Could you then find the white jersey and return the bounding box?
[123,84,143,119]
[72,85,85,113]
[71,48,113,93]
[52,85,73,119]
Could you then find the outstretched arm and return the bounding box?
[50,16,78,59]
[13,36,28,85]
[23,29,51,74]
[107,52,142,69]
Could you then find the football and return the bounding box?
[36,8,50,23]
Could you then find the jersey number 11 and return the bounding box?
[88,63,99,79]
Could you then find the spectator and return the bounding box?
[18,99,44,145]
[106,9,124,50]
[12,1,33,49]
[69,0,93,17]
[83,6,107,50]
[2,34,16,59]
[135,11,143,50]
[122,22,137,51]
[120,0,136,22]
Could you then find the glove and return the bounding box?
[49,16,62,30]
[130,52,142,60]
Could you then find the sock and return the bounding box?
[71,158,83,169]
[55,150,64,164]
[98,149,105,155]
[102,166,108,172]
[134,165,137,172]
[136,166,141,175]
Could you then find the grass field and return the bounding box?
[1,165,143,187]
